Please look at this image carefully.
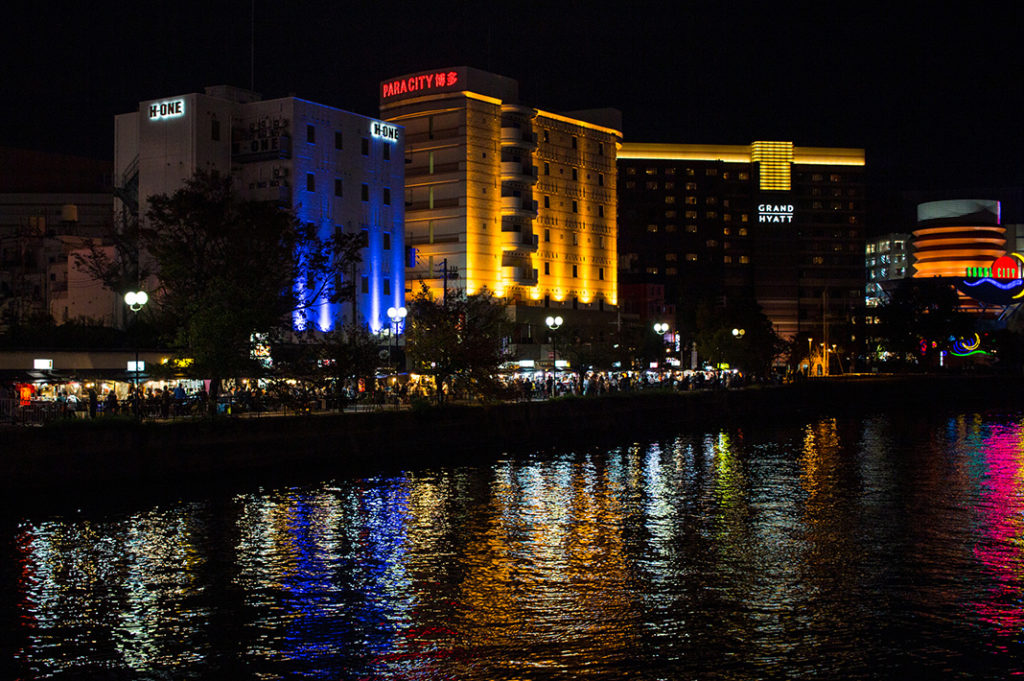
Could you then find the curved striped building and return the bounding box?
[912,199,1004,278]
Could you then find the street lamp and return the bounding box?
[124,290,148,416]
[731,328,745,338]
[386,306,407,373]
[545,315,563,378]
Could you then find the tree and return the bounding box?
[694,296,784,376]
[139,170,363,408]
[405,283,510,403]
[871,279,973,367]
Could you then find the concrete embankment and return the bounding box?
[2,374,1020,494]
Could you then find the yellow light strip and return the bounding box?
[534,109,623,137]
[751,141,793,191]
[619,142,866,166]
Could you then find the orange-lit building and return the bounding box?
[380,67,621,362]
[912,199,1005,278]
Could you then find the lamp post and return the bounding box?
[124,290,148,417]
[545,315,563,386]
[386,306,407,373]
[653,322,670,371]
[807,337,813,375]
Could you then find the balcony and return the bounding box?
[501,161,537,185]
[500,127,538,150]
[501,196,537,219]
[502,264,538,286]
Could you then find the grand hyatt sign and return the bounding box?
[758,203,794,223]
[381,70,460,99]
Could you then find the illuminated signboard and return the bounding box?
[370,120,400,143]
[758,203,793,223]
[148,99,185,121]
[127,360,145,371]
[33,359,53,370]
[963,252,1024,300]
[381,70,460,99]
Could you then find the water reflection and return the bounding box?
[7,411,1024,679]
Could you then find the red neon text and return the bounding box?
[382,71,459,98]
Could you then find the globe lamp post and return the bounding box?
[386,306,407,374]
[545,315,563,376]
[124,290,148,416]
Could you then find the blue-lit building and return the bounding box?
[114,85,405,333]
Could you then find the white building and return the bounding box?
[114,85,405,333]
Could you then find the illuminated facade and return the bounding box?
[115,85,405,333]
[380,68,620,359]
[911,199,1004,278]
[617,142,866,340]
[865,233,910,308]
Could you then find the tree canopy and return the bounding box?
[405,284,510,402]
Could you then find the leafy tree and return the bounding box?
[405,283,510,403]
[871,279,973,366]
[694,296,784,376]
[139,170,363,409]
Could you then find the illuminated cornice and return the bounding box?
[534,109,623,138]
[380,90,503,112]
[619,142,865,166]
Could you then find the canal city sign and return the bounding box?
[961,252,1024,302]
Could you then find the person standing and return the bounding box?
[88,388,98,419]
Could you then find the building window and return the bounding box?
[739,255,750,264]
[544,229,550,242]
[306,125,315,143]
[740,214,749,222]
[626,167,636,175]
[361,138,369,156]
[571,136,578,149]
[665,181,675,190]
[647,224,658,233]
[665,224,678,232]
[706,168,717,176]
[724,255,733,264]
[665,167,676,175]
[666,267,678,275]
[685,196,697,205]
[383,145,390,161]
[599,267,604,280]
[572,265,578,278]
[544,196,550,208]
[665,210,677,218]
[544,262,550,275]
[598,143,604,156]
[383,188,391,205]
[544,162,550,175]
[686,224,698,233]
[306,173,315,191]
[666,253,678,261]
[572,168,578,181]
[646,168,657,175]
[335,131,343,149]
[572,201,578,213]
[598,205,604,217]
[685,210,698,219]
[646,267,659,274]
[383,278,391,296]
[334,178,343,197]
[598,174,604,186]
[646,181,659,190]
[685,253,698,262]
[626,181,636,189]
[738,171,749,180]
[665,196,676,204]
[706,211,718,219]
[361,184,369,201]
[383,232,391,250]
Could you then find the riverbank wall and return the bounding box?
[3,374,1021,494]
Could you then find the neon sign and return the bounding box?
[951,334,989,357]
[963,252,1024,300]
[370,120,400,143]
[381,70,460,99]
[148,99,185,120]
[758,204,793,223]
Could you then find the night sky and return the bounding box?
[4,2,1022,227]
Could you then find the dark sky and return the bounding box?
[4,2,1022,224]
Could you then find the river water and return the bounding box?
[4,407,1024,679]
